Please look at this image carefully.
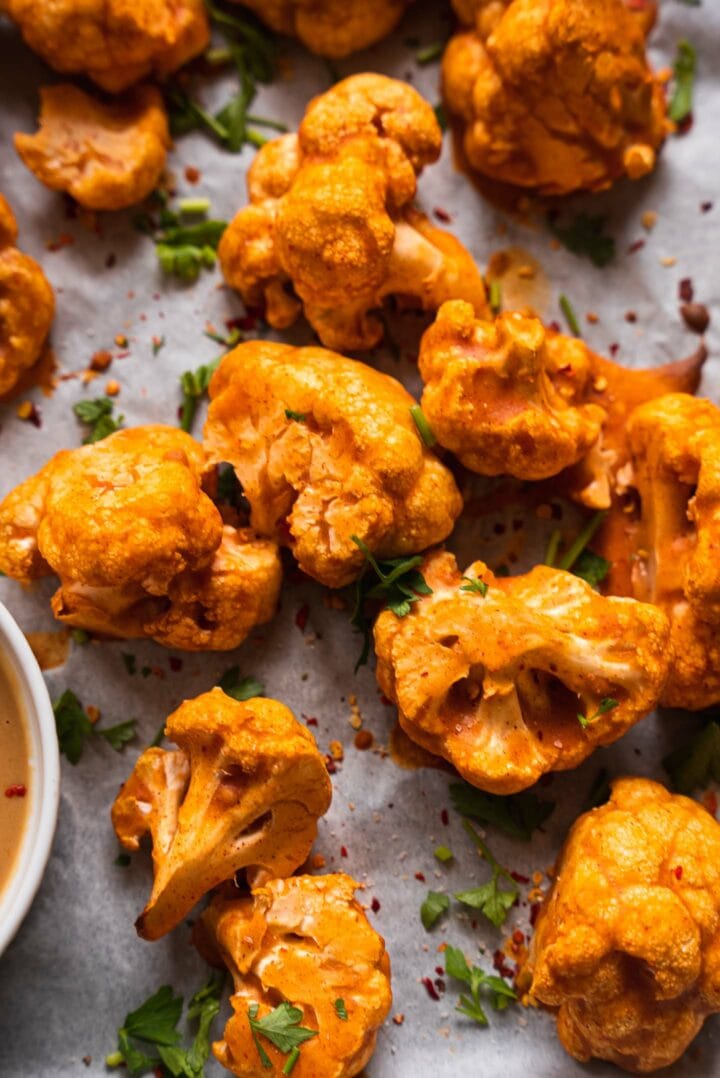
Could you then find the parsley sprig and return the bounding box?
[454,821,518,928]
[218,666,265,701]
[247,1001,317,1071]
[73,397,124,444]
[548,213,615,268]
[444,945,517,1026]
[350,536,432,670]
[53,690,136,764]
[179,357,221,432]
[663,720,720,794]
[669,40,697,124]
[450,782,554,841]
[421,890,450,930]
[577,696,619,729]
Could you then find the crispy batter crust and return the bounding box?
[235,0,410,57]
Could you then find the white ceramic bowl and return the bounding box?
[0,603,59,955]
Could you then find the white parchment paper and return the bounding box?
[0,2,719,1075]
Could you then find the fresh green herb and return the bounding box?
[71,628,90,645]
[285,409,306,422]
[450,783,554,841]
[219,666,265,701]
[559,293,581,337]
[544,528,562,568]
[416,41,445,64]
[73,397,124,443]
[460,575,488,597]
[115,853,131,867]
[444,945,517,1026]
[434,102,447,132]
[204,326,242,348]
[494,564,510,578]
[583,768,611,810]
[99,720,137,752]
[122,652,137,676]
[663,721,720,794]
[489,278,502,315]
[350,537,432,670]
[334,999,348,1021]
[557,511,608,572]
[179,357,221,432]
[152,335,166,356]
[282,1047,300,1075]
[53,690,94,765]
[549,213,615,268]
[409,405,436,447]
[669,40,697,124]
[247,1002,317,1069]
[421,890,450,930]
[156,237,220,281]
[577,696,619,729]
[571,549,610,588]
[455,821,518,928]
[150,724,166,748]
[178,197,211,215]
[434,845,454,863]
[215,463,245,510]
[138,191,227,282]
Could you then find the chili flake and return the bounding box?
[5,784,27,798]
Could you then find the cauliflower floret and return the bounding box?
[218,74,488,351]
[194,874,392,1077]
[374,550,670,794]
[0,193,54,396]
[606,393,720,711]
[203,340,463,588]
[443,0,669,194]
[418,300,706,509]
[235,0,410,57]
[1,0,209,92]
[15,84,170,211]
[0,425,280,649]
[112,689,332,940]
[521,777,720,1073]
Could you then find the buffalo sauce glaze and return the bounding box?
[0,653,30,894]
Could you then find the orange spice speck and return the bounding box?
[105,380,120,396]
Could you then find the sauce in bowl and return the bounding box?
[0,651,30,895]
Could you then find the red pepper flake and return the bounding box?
[168,657,183,672]
[701,201,714,214]
[227,313,259,332]
[16,401,42,427]
[303,715,319,727]
[529,902,542,927]
[435,966,444,976]
[421,977,440,1001]
[414,871,426,883]
[340,845,348,858]
[371,897,381,913]
[440,808,449,826]
[512,929,524,945]
[510,870,530,884]
[325,756,337,774]
[628,239,645,254]
[609,342,620,358]
[674,865,683,881]
[379,693,394,707]
[5,784,26,798]
[492,951,514,980]
[704,790,718,817]
[46,232,74,252]
[295,604,309,633]
[184,165,201,184]
[677,113,694,136]
[434,978,446,993]
[547,320,561,333]
[678,277,694,303]
[433,207,452,224]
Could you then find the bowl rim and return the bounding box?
[0,602,59,956]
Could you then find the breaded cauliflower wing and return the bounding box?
[112,689,332,940]
[374,550,670,794]
[443,0,669,194]
[605,393,720,711]
[194,874,392,1077]
[521,777,720,1073]
[15,84,170,211]
[0,426,280,649]
[203,340,463,588]
[0,193,55,397]
[218,74,488,351]
[234,0,410,58]
[1,0,209,92]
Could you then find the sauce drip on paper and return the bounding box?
[0,654,30,895]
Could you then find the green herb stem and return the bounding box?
[558,511,607,572]
[559,293,582,337]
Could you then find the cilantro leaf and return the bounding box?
[53,689,93,765]
[421,890,450,930]
[444,944,517,1026]
[577,696,619,729]
[549,213,616,268]
[669,40,697,124]
[247,1002,318,1062]
[334,998,348,1021]
[449,782,555,841]
[219,666,265,701]
[99,719,137,752]
[73,397,124,443]
[572,549,610,588]
[455,821,518,928]
[663,721,720,794]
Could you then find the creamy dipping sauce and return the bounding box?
[0,652,30,894]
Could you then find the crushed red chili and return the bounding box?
[421,977,440,1001]
[295,604,309,632]
[5,785,27,798]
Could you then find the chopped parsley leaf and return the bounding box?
[455,821,518,928]
[444,944,517,1026]
[577,696,619,729]
[450,782,555,841]
[247,1001,317,1067]
[571,549,610,588]
[53,690,137,763]
[663,721,720,794]
[460,575,488,597]
[420,890,450,930]
[334,998,348,1021]
[549,213,616,268]
[73,397,124,444]
[219,666,265,701]
[99,720,137,752]
[285,409,306,422]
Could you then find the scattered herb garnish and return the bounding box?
[99,720,138,751]
[455,821,518,928]
[285,409,306,422]
[460,575,488,597]
[247,1001,317,1070]
[122,652,137,676]
[218,666,265,701]
[583,767,611,810]
[179,357,221,432]
[557,511,608,573]
[416,41,445,65]
[53,690,136,763]
[571,549,610,588]
[559,293,581,337]
[350,537,432,670]
[409,405,436,447]
[71,628,90,645]
[434,845,454,863]
[73,397,124,443]
[421,890,450,930]
[444,945,517,1026]
[549,213,615,268]
[669,40,697,124]
[434,102,448,132]
[178,197,211,215]
[204,326,242,348]
[488,278,502,315]
[156,217,227,282]
[450,782,554,841]
[544,528,562,568]
[115,853,132,867]
[663,720,720,794]
[334,999,348,1021]
[577,696,619,729]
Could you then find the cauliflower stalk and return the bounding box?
[374,550,671,793]
[218,74,488,351]
[203,340,462,588]
[194,874,392,1077]
[521,777,720,1073]
[112,689,332,940]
